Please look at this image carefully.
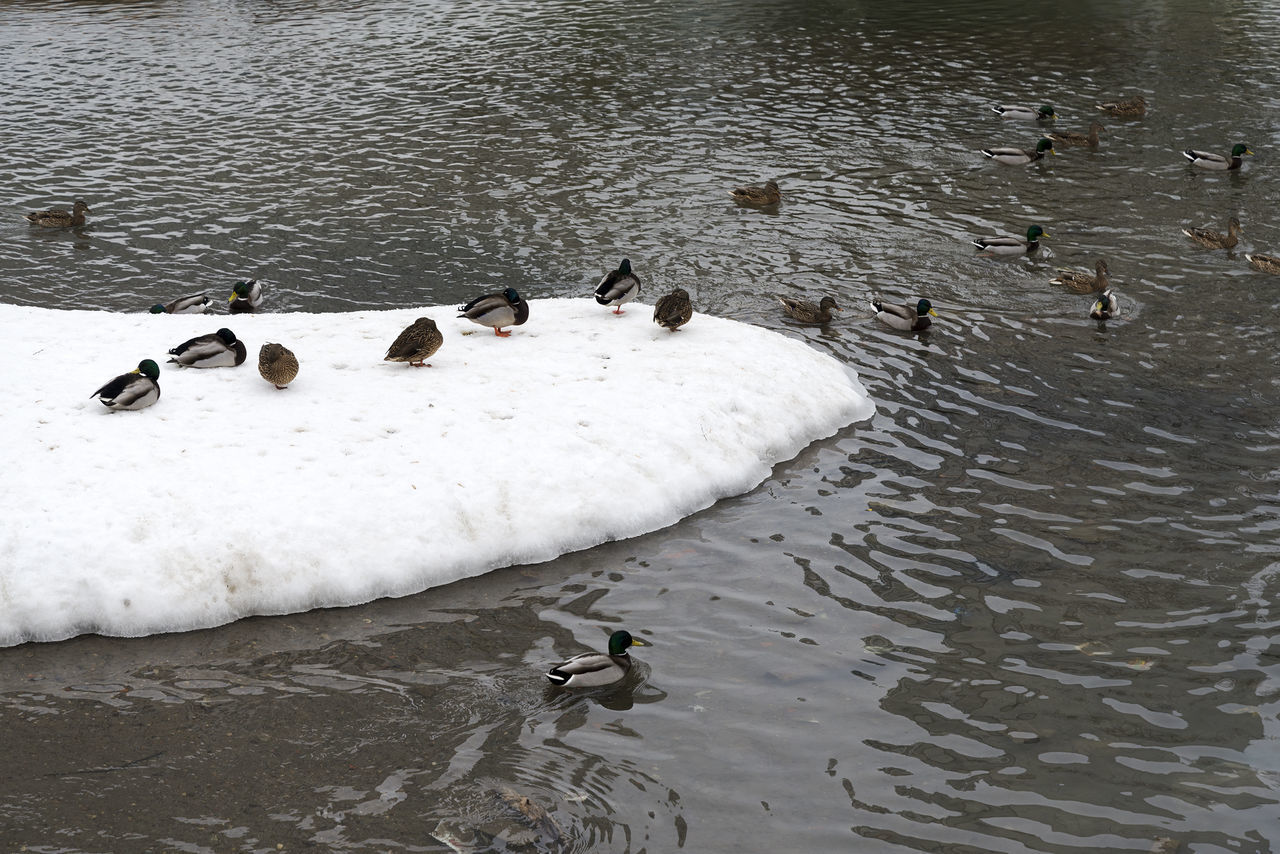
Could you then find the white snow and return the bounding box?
[0,298,873,646]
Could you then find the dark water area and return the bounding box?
[3,0,1280,851]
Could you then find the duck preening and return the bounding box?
[990,104,1057,120]
[228,279,263,313]
[1090,289,1119,321]
[258,342,300,389]
[653,288,693,332]
[981,138,1055,165]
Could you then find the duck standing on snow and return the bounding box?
[25,199,90,228]
[458,287,529,336]
[990,104,1057,120]
[258,342,300,389]
[981,138,1055,165]
[90,359,160,411]
[1182,143,1253,171]
[872,296,937,332]
[1090,289,1119,321]
[1051,259,1110,294]
[150,293,213,314]
[545,630,650,688]
[1246,253,1280,274]
[653,287,693,332]
[730,179,782,206]
[1097,95,1147,117]
[779,295,841,323]
[594,258,642,315]
[973,225,1047,256]
[1182,216,1241,250]
[168,327,247,367]
[384,317,444,366]
[228,279,263,313]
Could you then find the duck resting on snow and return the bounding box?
[168,327,248,368]
[458,287,529,336]
[150,293,213,314]
[90,359,160,411]
[653,287,693,332]
[384,317,444,366]
[594,258,642,314]
[258,342,300,389]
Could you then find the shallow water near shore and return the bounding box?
[3,0,1280,851]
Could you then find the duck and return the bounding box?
[384,317,443,366]
[990,104,1057,120]
[653,287,693,332]
[1050,259,1110,293]
[779,295,841,323]
[1182,144,1253,171]
[1048,122,1105,148]
[973,224,1047,256]
[1182,216,1241,250]
[227,279,263,313]
[25,199,90,228]
[90,359,160,411]
[1097,95,1146,117]
[168,327,247,368]
[729,179,782,206]
[872,296,937,332]
[458,287,529,336]
[149,293,213,314]
[981,138,1055,165]
[594,258,642,314]
[545,630,649,688]
[1090,289,1119,321]
[1246,253,1280,275]
[258,342,299,389]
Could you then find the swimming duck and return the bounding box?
[872,297,937,332]
[258,342,299,389]
[1048,122,1105,148]
[384,317,443,366]
[779,295,841,323]
[1182,216,1241,250]
[973,225,1047,256]
[1097,95,1146,117]
[981,138,1055,165]
[990,104,1057,120]
[91,359,160,411]
[730,179,782,206]
[168,327,247,368]
[1050,259,1110,293]
[545,630,649,688]
[1090,289,1119,321]
[228,279,263,313]
[594,258,642,314]
[25,199,90,228]
[1182,144,1253,171]
[1246,253,1280,275]
[653,287,693,331]
[458,287,529,336]
[149,293,213,314]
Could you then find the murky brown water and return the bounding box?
[3,0,1280,851]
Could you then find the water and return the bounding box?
[3,0,1280,850]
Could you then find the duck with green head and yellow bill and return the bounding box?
[458,287,529,336]
[26,199,90,228]
[150,293,213,314]
[228,279,263,313]
[973,224,1047,256]
[1182,143,1253,170]
[982,138,1055,165]
[91,359,160,411]
[872,296,936,332]
[168,327,247,368]
[545,630,650,688]
[990,104,1056,120]
[1182,216,1241,250]
[594,258,642,314]
[1090,289,1119,321]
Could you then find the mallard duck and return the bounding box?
[1182,144,1253,171]
[91,359,160,411]
[1246,253,1280,275]
[594,258,642,314]
[779,295,841,323]
[258,342,299,389]
[168,327,247,368]
[990,104,1057,120]
[1050,259,1110,293]
[730,179,781,206]
[458,287,529,336]
[25,199,90,228]
[228,279,263,313]
[872,296,936,332]
[973,224,1047,256]
[1182,216,1241,250]
[653,287,693,331]
[981,138,1055,165]
[149,293,213,314]
[1097,95,1146,117]
[384,317,443,366]
[1090,289,1119,321]
[545,630,649,688]
[1048,122,1105,148]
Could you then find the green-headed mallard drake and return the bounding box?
[25,199,90,228]
[258,342,299,389]
[1246,253,1280,275]
[149,293,213,314]
[1048,122,1105,148]
[594,258,642,314]
[990,104,1057,120]
[168,327,247,368]
[1050,259,1110,293]
[1097,95,1146,117]
[982,138,1055,165]
[91,359,160,411]
[228,279,263,313]
[545,630,650,688]
[779,295,841,323]
[973,224,1047,256]
[1182,143,1253,171]
[1182,216,1241,250]
[458,287,529,336]
[730,179,781,206]
[872,296,936,332]
[653,287,693,332]
[384,317,443,366]
[1090,289,1119,321]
